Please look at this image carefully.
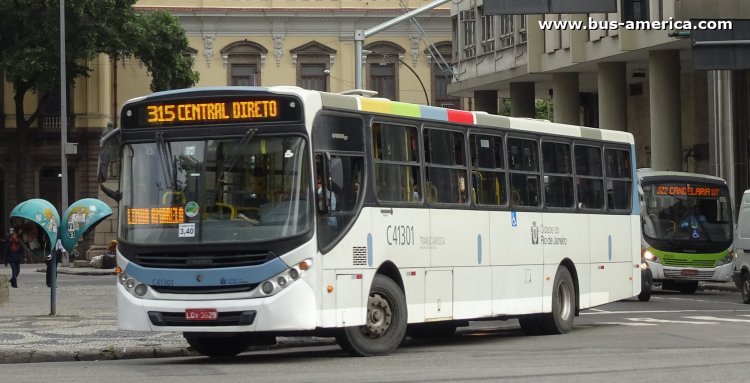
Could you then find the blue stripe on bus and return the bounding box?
[124,257,288,287]
[630,144,640,216]
[419,105,448,121]
[477,234,482,264]
[608,235,612,261]
[367,233,373,267]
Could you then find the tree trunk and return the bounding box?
[13,88,28,204]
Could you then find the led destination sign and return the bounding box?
[655,185,722,198]
[147,100,278,123]
[122,94,302,129]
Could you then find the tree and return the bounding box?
[0,1,199,202]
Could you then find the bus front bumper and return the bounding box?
[117,279,318,333]
[645,260,734,282]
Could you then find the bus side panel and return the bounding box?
[490,211,544,315]
[589,214,635,306]
[540,212,591,310]
[431,209,492,319]
[319,208,375,328]
[369,206,431,322]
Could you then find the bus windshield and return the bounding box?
[641,182,732,246]
[119,135,312,245]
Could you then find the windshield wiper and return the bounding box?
[156,132,175,190]
[219,128,258,182]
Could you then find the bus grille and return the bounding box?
[660,258,717,268]
[663,270,715,280]
[151,284,259,294]
[135,251,275,268]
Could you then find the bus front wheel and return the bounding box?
[540,267,576,334]
[336,274,407,357]
[184,332,253,357]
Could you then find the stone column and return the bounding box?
[649,50,682,171]
[597,62,627,131]
[474,90,498,114]
[510,82,535,118]
[553,73,580,125]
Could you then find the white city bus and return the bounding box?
[102,86,641,357]
[638,169,734,296]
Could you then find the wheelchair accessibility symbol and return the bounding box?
[692,229,701,239]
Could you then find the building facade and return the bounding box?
[448,0,750,204]
[0,0,452,248]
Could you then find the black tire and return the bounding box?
[742,272,750,304]
[336,274,407,357]
[638,269,653,302]
[407,321,458,339]
[678,281,699,294]
[183,332,253,357]
[518,315,543,336]
[539,267,576,334]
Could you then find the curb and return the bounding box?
[0,337,337,364]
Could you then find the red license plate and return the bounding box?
[185,308,218,321]
[681,269,698,276]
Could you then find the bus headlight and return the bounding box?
[718,251,736,266]
[255,258,312,297]
[641,248,658,263]
[118,269,149,298]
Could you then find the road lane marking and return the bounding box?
[594,322,657,326]
[582,309,750,315]
[684,316,750,323]
[627,317,717,324]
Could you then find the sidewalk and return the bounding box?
[0,263,332,364]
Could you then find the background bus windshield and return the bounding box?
[119,135,311,244]
[641,182,732,247]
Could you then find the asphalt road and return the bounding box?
[3,287,749,383]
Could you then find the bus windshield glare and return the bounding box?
[641,182,732,244]
[119,135,311,244]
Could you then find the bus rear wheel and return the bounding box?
[184,332,253,357]
[741,272,750,304]
[539,267,576,334]
[336,274,407,357]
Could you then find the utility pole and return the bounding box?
[354,0,450,90]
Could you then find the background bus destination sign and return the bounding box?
[655,184,722,197]
[123,95,302,128]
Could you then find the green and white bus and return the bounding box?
[638,169,735,297]
[103,86,642,358]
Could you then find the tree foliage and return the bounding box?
[0,0,198,201]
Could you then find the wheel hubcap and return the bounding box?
[365,292,392,338]
[557,281,571,321]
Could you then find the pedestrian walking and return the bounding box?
[4,231,24,288]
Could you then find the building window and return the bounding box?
[39,166,75,213]
[364,41,404,101]
[291,41,336,92]
[428,42,459,109]
[480,7,495,53]
[499,14,514,49]
[623,0,649,22]
[220,41,267,86]
[461,9,476,58]
[300,64,327,91]
[38,85,73,132]
[370,64,397,100]
[519,15,528,43]
[231,64,258,86]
